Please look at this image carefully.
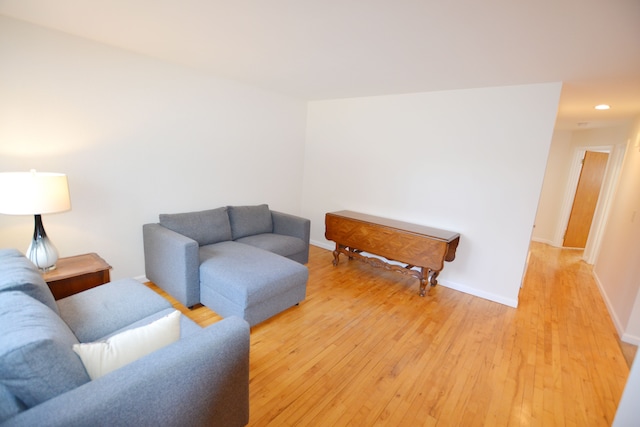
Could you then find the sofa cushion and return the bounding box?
[57,278,173,343]
[0,291,90,408]
[0,383,26,423]
[199,241,308,307]
[160,207,232,246]
[73,310,181,380]
[0,248,58,315]
[228,204,273,240]
[102,307,202,341]
[235,233,307,259]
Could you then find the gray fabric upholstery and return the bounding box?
[271,210,311,264]
[201,275,307,327]
[0,384,25,423]
[144,204,310,325]
[235,233,307,259]
[100,307,202,341]
[0,292,90,410]
[228,204,273,240]
[200,242,307,306]
[159,207,232,246]
[0,248,59,314]
[199,242,308,326]
[143,223,201,308]
[3,316,251,427]
[57,278,172,343]
[0,250,250,426]
[271,210,310,242]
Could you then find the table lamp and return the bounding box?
[0,170,71,271]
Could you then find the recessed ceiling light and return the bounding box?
[595,104,610,110]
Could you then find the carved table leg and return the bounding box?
[419,278,428,297]
[428,269,440,286]
[419,268,440,297]
[332,244,341,266]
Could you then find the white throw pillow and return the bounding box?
[73,310,181,380]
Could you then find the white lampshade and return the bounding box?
[0,170,71,215]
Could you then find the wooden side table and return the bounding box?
[42,253,112,300]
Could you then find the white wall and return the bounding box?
[532,130,572,244]
[0,17,565,309]
[0,17,308,280]
[613,347,640,426]
[594,118,640,344]
[302,84,561,306]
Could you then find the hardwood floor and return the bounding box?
[147,242,632,426]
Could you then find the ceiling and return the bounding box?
[1,0,639,130]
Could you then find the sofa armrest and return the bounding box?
[271,211,310,243]
[271,211,310,263]
[4,316,250,427]
[143,223,200,307]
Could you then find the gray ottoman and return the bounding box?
[199,241,308,327]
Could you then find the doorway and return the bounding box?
[563,151,609,248]
[555,144,626,264]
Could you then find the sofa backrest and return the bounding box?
[0,291,91,422]
[0,249,59,315]
[0,249,91,422]
[158,204,276,245]
[159,206,232,246]
[228,204,273,240]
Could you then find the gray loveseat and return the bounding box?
[0,249,250,427]
[143,204,310,327]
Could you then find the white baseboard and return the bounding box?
[591,270,633,342]
[622,333,640,346]
[438,279,518,308]
[310,240,333,251]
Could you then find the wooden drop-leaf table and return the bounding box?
[325,211,460,296]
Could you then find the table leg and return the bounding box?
[419,268,440,297]
[332,244,341,266]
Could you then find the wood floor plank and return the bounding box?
[146,242,632,426]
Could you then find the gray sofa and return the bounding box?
[0,249,250,427]
[143,204,310,327]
